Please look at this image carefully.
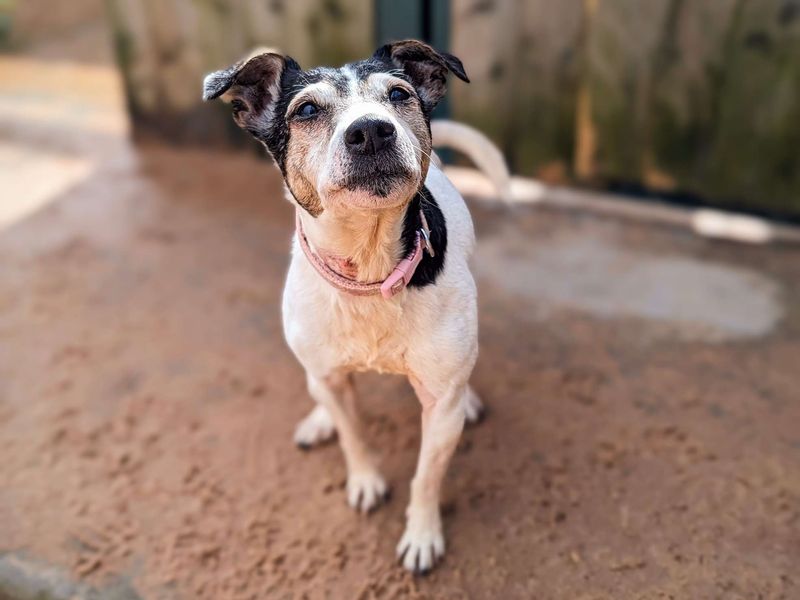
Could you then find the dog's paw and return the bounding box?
[396,517,445,574]
[463,386,485,425]
[347,469,389,513]
[294,404,336,449]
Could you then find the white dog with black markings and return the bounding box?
[203,40,510,574]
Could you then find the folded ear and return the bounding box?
[373,40,469,111]
[202,52,299,135]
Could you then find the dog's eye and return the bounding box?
[389,87,410,102]
[296,102,319,118]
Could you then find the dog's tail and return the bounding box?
[431,119,512,203]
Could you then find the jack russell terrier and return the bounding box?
[203,40,510,574]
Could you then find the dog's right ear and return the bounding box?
[202,52,299,134]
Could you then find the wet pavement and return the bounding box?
[1,48,799,600]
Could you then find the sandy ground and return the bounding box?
[2,35,800,600]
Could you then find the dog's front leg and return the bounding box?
[397,375,467,573]
[306,371,389,512]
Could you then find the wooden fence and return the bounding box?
[104,0,800,216]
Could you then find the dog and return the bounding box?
[203,40,510,573]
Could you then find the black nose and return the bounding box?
[344,117,396,155]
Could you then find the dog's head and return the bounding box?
[203,41,468,216]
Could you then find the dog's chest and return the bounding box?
[325,297,411,374]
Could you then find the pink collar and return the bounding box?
[296,210,433,300]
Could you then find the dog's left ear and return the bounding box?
[373,40,469,111]
[202,52,299,136]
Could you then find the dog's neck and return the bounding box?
[296,199,410,283]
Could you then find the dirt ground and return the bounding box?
[2,29,800,600]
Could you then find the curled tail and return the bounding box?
[431,119,513,202]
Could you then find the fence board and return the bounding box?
[107,0,373,145]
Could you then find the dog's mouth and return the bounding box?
[342,166,412,196]
[326,160,419,208]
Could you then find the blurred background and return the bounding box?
[5,0,800,216]
[1,1,799,600]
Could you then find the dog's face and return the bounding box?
[203,41,468,216]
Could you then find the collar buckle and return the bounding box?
[418,209,435,257]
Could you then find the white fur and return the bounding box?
[285,164,477,376]
[279,65,504,571]
[293,403,336,447]
[284,163,483,572]
[286,81,339,116]
[209,47,508,573]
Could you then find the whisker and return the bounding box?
[408,140,435,165]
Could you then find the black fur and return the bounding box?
[401,185,447,289]
[202,62,242,101]
[372,41,469,115]
[257,61,307,170]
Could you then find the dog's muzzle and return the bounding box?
[329,114,418,201]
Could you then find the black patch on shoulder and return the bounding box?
[401,185,447,289]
